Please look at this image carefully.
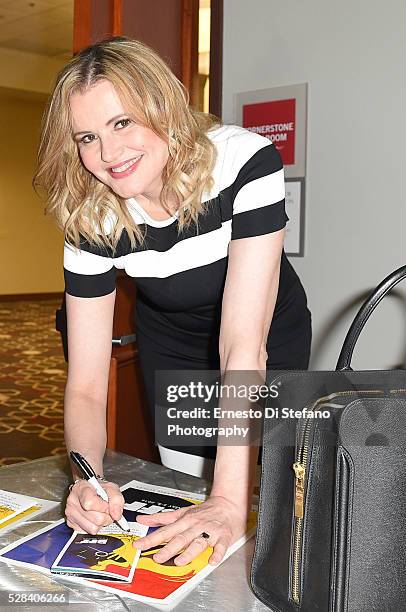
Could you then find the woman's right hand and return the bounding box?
[65,479,125,534]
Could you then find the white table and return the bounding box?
[0,451,269,611]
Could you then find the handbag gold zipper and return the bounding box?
[290,389,382,605]
[291,412,312,603]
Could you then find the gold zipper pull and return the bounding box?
[293,461,305,518]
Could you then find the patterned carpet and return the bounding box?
[0,299,67,466]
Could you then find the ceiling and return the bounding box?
[0,0,210,90]
[0,0,73,61]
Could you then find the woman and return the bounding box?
[35,37,311,567]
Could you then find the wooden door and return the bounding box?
[106,272,158,462]
[72,0,222,461]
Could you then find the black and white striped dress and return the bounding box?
[64,124,311,474]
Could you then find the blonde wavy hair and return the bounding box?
[34,36,220,249]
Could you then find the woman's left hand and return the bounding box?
[133,495,247,566]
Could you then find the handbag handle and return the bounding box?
[336,265,406,371]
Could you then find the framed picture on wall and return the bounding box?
[284,178,305,257]
[235,83,308,255]
[234,83,307,179]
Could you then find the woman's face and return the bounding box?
[69,79,169,202]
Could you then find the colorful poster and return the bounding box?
[0,481,257,609]
[51,521,147,581]
[0,490,37,524]
[0,489,57,535]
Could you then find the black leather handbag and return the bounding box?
[251,266,406,612]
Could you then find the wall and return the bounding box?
[0,48,66,95]
[222,0,406,369]
[0,88,64,295]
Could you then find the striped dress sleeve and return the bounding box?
[231,140,287,240]
[63,239,116,298]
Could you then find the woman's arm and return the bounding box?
[64,291,115,475]
[64,291,125,533]
[209,228,285,553]
[134,228,285,564]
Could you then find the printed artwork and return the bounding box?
[0,490,57,534]
[0,480,256,608]
[51,521,147,581]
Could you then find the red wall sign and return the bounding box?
[242,98,296,165]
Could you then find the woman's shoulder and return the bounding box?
[207,123,272,149]
[207,124,277,178]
